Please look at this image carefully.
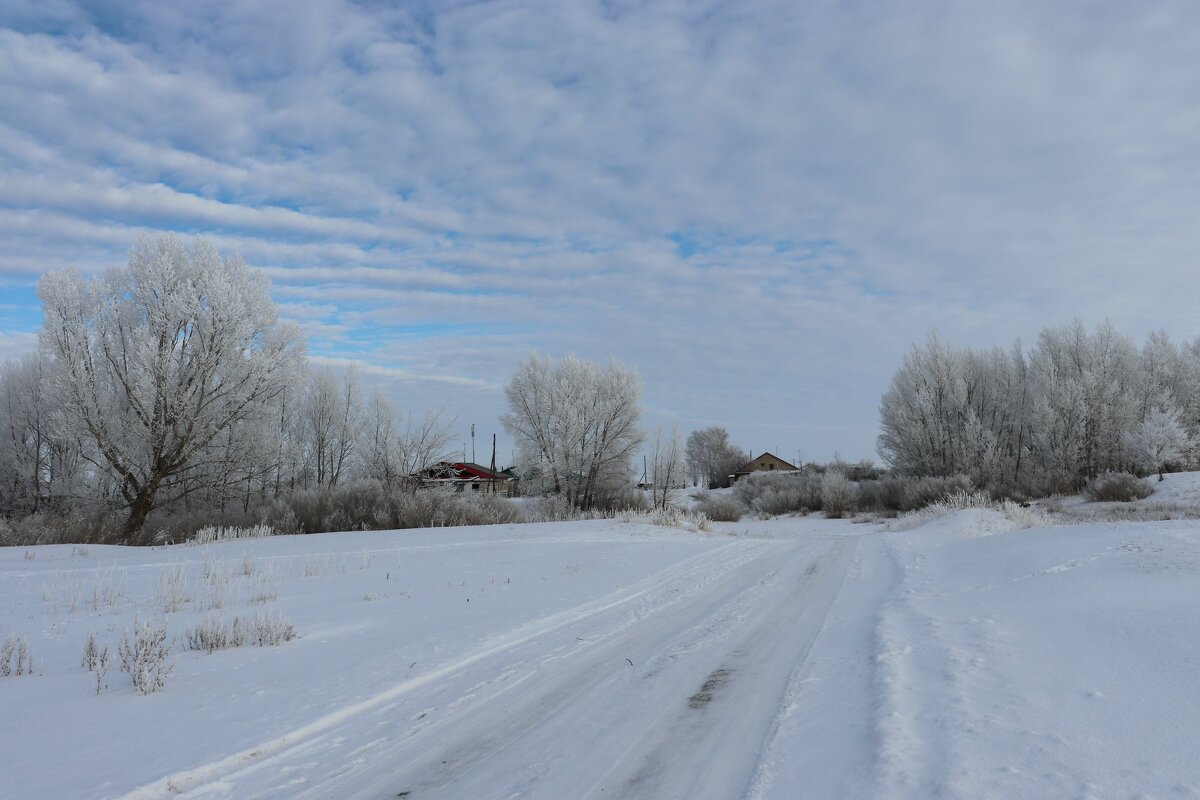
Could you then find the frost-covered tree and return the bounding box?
[392,407,457,487]
[1124,406,1192,480]
[37,234,304,537]
[877,334,972,478]
[301,366,361,488]
[1028,320,1138,487]
[361,389,402,487]
[685,426,748,489]
[649,424,685,510]
[0,356,49,516]
[880,320,1158,495]
[502,353,643,508]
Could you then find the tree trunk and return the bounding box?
[123,488,156,541]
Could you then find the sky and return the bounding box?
[2,0,1200,465]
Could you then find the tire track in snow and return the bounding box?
[116,538,776,800]
[577,537,856,800]
[317,536,857,800]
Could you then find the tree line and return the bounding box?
[878,321,1197,493]
[0,235,456,541]
[1,234,718,544]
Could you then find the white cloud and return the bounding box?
[3,1,1200,459]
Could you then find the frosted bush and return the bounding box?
[649,507,712,532]
[94,648,111,695]
[888,491,1054,532]
[249,564,280,604]
[81,632,99,671]
[932,490,994,512]
[1083,472,1153,503]
[996,500,1055,529]
[81,632,111,694]
[186,616,246,653]
[192,524,275,545]
[821,472,859,519]
[187,613,296,652]
[201,558,233,610]
[251,612,297,646]
[157,564,189,613]
[694,495,745,522]
[1,636,33,676]
[118,616,174,695]
[733,472,821,516]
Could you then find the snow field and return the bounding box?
[1,521,745,799]
[4,503,1200,799]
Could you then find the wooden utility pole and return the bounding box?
[490,433,497,494]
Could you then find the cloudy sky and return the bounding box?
[2,1,1199,464]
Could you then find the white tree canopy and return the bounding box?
[37,233,304,536]
[502,353,643,509]
[1124,406,1192,480]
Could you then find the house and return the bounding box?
[732,452,799,482]
[415,462,519,496]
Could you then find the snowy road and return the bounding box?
[10,507,1200,798]
[121,528,873,800]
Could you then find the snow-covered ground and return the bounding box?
[4,495,1200,798]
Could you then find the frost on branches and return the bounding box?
[36,234,305,537]
[1124,407,1192,480]
[878,321,1200,493]
[502,353,644,510]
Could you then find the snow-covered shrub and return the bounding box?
[275,481,530,533]
[6,511,112,546]
[267,503,301,536]
[88,564,126,611]
[888,489,1055,532]
[1084,472,1153,503]
[247,561,280,604]
[81,632,112,694]
[192,524,275,545]
[931,489,994,512]
[649,507,711,532]
[185,616,247,653]
[157,564,189,613]
[186,612,296,651]
[1038,494,1066,514]
[1057,502,1200,523]
[902,475,974,510]
[694,494,745,522]
[821,472,859,519]
[524,495,592,522]
[593,485,652,513]
[523,494,637,522]
[282,480,385,534]
[200,557,233,610]
[81,632,99,671]
[250,612,296,646]
[94,647,111,695]
[754,487,812,516]
[446,492,526,526]
[118,616,174,695]
[1,635,33,676]
[995,499,1055,529]
[733,472,821,516]
[856,480,897,516]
